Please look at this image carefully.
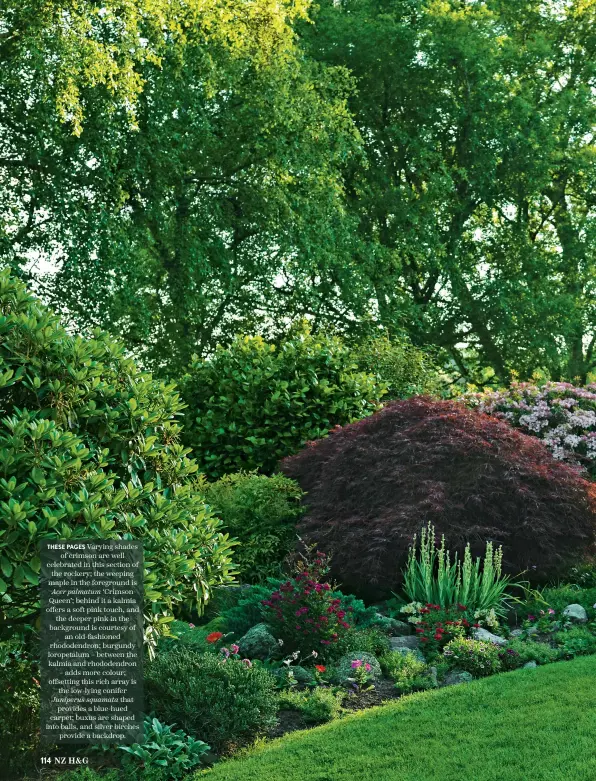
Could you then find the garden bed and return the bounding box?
[202,655,596,781]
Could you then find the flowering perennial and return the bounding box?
[402,602,474,657]
[261,552,352,658]
[464,381,596,477]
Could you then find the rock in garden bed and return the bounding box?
[472,628,507,646]
[562,604,588,623]
[442,670,474,687]
[389,636,420,651]
[238,623,278,660]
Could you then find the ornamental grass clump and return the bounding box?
[403,523,511,617]
[260,552,352,660]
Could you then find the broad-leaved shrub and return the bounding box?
[180,325,386,478]
[0,271,236,646]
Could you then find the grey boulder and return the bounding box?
[238,623,278,660]
[562,604,588,623]
[472,628,507,646]
[442,670,474,687]
[389,635,420,651]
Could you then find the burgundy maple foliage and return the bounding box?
[280,397,596,598]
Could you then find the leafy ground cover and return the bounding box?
[201,655,596,781]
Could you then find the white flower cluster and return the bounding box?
[473,607,499,629]
[464,381,596,474]
[400,601,424,624]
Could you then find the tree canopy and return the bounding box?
[301,0,596,385]
[4,0,596,385]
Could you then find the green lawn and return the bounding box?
[200,656,596,781]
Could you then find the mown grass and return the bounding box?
[200,655,596,781]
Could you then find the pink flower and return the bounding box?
[364,663,372,672]
[548,608,555,615]
[351,659,363,669]
[230,644,240,655]
[188,623,195,628]
[242,659,252,667]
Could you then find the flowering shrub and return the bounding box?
[442,637,501,677]
[521,608,558,637]
[464,382,596,477]
[402,603,473,657]
[261,553,352,659]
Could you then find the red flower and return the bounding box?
[315,665,326,673]
[206,632,223,644]
[433,634,442,640]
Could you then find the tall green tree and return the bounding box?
[301,0,596,385]
[1,0,363,375]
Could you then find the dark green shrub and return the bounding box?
[145,646,278,752]
[0,649,40,778]
[202,472,305,582]
[334,626,391,660]
[219,582,282,636]
[180,325,387,478]
[566,563,596,588]
[0,271,235,646]
[504,639,561,666]
[557,627,596,658]
[353,335,442,400]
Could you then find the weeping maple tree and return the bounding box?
[281,397,596,599]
